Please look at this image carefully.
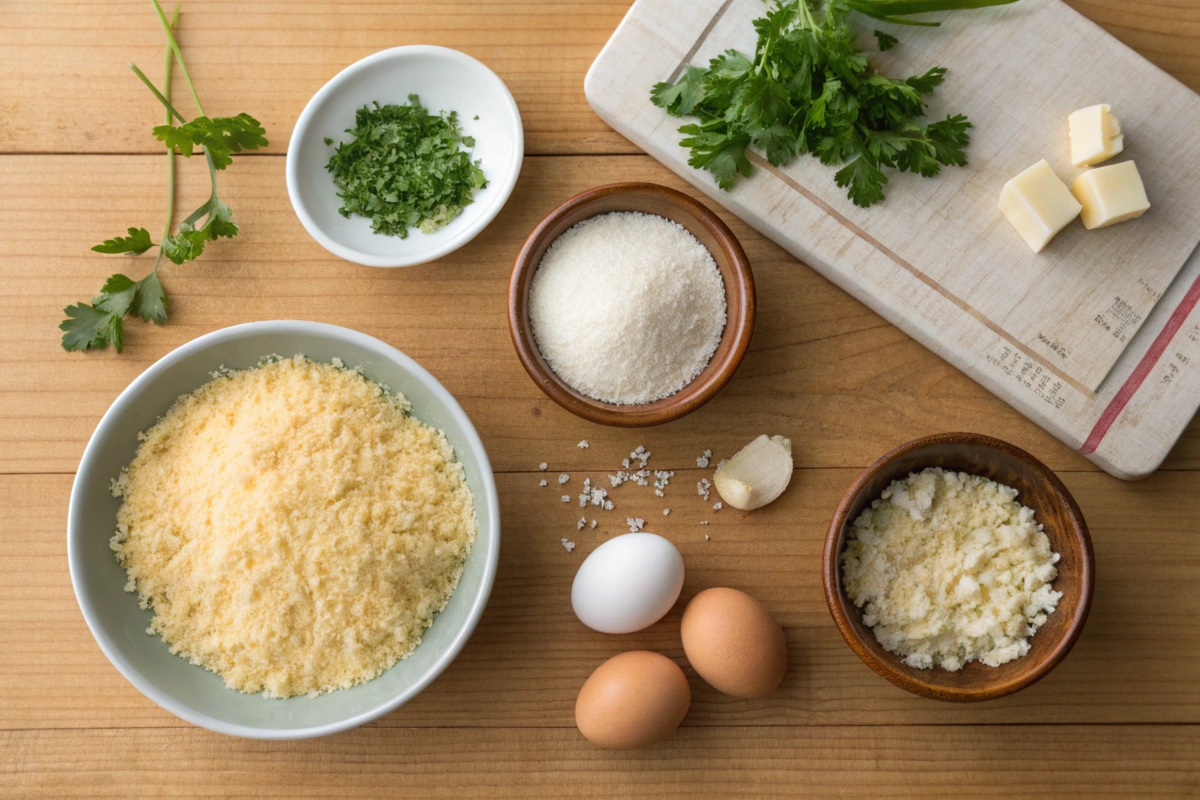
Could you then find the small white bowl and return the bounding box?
[286,46,524,267]
[68,321,500,739]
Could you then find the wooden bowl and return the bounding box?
[508,182,755,427]
[823,432,1095,702]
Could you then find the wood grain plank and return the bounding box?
[1,0,1197,159]
[0,0,638,156]
[3,724,1198,797]
[1062,0,1200,90]
[7,152,1196,476]
[4,469,1199,731]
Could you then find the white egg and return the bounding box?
[571,533,684,634]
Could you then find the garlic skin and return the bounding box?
[713,435,793,511]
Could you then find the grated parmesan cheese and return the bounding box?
[110,355,477,698]
[528,212,727,405]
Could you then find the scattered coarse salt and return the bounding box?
[705,534,711,541]
[713,502,723,511]
[663,509,670,516]
[561,538,576,553]
[578,440,589,449]
[539,479,548,487]
[561,495,570,503]
[701,521,709,526]
[577,517,587,530]
[697,449,712,468]
[558,473,570,485]
[539,462,548,471]
[590,520,598,529]
[697,479,712,501]
[581,479,610,509]
[528,212,727,406]
[626,517,645,533]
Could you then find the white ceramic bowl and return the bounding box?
[286,46,524,267]
[68,321,500,739]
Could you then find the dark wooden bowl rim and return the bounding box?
[507,182,755,427]
[822,432,1096,702]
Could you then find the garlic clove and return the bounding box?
[713,435,793,511]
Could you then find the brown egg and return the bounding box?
[574,651,691,749]
[680,587,787,698]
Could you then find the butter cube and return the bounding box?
[1071,160,1150,230]
[998,159,1082,253]
[1068,104,1124,167]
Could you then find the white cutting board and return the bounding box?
[586,0,1200,478]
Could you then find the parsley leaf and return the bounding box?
[835,153,888,207]
[905,65,948,94]
[874,29,899,50]
[132,270,168,324]
[59,273,166,353]
[649,0,1013,206]
[93,227,155,255]
[651,65,709,115]
[61,302,121,353]
[152,113,267,170]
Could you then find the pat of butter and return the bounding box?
[998,160,1082,253]
[1068,104,1124,167]
[1071,160,1150,230]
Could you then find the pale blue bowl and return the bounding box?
[68,321,500,739]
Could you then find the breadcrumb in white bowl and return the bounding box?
[68,321,500,738]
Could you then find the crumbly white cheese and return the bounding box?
[840,468,1061,671]
[110,355,477,698]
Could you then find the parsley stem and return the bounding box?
[155,4,181,274]
[130,62,188,125]
[151,0,205,117]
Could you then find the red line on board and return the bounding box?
[1079,271,1200,455]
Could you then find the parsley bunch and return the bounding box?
[651,0,1016,207]
[324,97,487,238]
[60,1,267,353]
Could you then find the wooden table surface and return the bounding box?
[3,1,1199,796]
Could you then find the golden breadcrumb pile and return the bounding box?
[111,355,477,698]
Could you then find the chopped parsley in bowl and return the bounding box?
[286,45,523,267]
[324,96,488,239]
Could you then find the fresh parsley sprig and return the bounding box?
[60,1,267,353]
[650,0,1015,207]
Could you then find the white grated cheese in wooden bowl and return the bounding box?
[840,468,1062,672]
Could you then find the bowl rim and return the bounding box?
[507,181,756,427]
[285,44,524,268]
[67,320,501,739]
[821,432,1095,702]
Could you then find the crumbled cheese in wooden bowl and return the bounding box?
[110,355,477,698]
[840,468,1061,672]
